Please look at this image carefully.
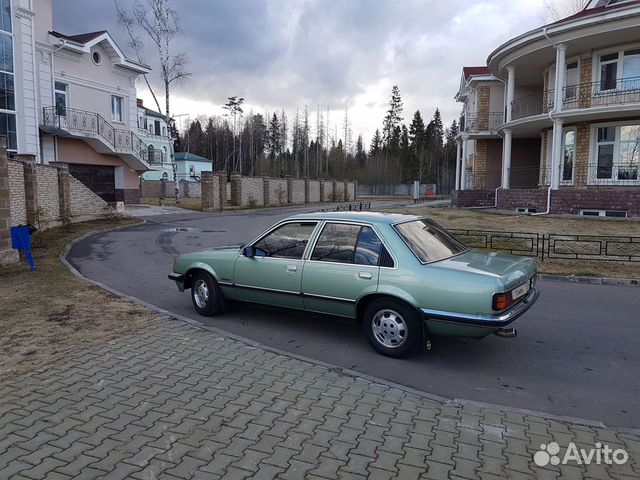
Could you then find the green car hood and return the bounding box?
[430,250,536,290]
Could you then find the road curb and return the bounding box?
[539,273,640,287]
[59,222,640,435]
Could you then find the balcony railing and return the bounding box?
[464,112,504,132]
[464,170,501,190]
[42,106,149,164]
[563,76,640,110]
[511,90,555,121]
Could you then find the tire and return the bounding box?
[363,298,421,358]
[190,271,222,317]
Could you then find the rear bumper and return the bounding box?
[421,288,539,328]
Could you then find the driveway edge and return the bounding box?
[60,222,640,436]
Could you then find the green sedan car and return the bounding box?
[169,212,539,358]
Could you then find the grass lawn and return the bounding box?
[384,206,640,278]
[0,218,156,379]
[139,196,203,211]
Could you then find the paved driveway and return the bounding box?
[1,317,638,479]
[67,206,640,429]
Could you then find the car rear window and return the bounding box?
[394,219,468,263]
[311,223,387,265]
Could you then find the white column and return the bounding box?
[501,129,513,189]
[455,140,462,190]
[550,119,564,190]
[554,44,567,112]
[506,66,516,123]
[460,138,468,191]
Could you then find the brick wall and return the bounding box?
[497,188,549,211]
[290,178,305,204]
[70,176,111,218]
[307,179,321,202]
[551,189,640,216]
[232,176,264,207]
[323,180,334,201]
[476,86,491,128]
[201,172,221,211]
[266,178,288,206]
[0,141,18,265]
[8,161,26,226]
[579,56,592,109]
[574,123,591,187]
[453,189,496,207]
[35,165,60,227]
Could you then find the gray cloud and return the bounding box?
[53,0,554,143]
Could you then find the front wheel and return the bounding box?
[363,298,422,358]
[191,272,222,316]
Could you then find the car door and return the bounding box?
[233,221,318,309]
[302,222,384,317]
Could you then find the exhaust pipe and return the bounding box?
[495,327,517,338]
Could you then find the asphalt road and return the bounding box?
[68,203,640,429]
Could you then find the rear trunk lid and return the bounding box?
[430,250,537,290]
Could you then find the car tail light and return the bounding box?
[492,292,514,311]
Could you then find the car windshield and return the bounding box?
[394,219,468,263]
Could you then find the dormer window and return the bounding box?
[92,51,102,65]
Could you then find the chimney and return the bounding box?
[137,98,144,108]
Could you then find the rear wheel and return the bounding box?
[363,298,421,358]
[191,271,222,316]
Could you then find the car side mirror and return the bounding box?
[243,245,255,258]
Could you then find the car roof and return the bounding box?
[288,211,424,225]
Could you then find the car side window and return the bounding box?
[253,222,316,259]
[354,226,383,266]
[311,223,360,263]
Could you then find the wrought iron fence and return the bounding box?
[464,112,504,132]
[563,76,640,110]
[511,90,554,120]
[448,229,640,263]
[566,163,640,186]
[463,170,501,190]
[508,166,552,188]
[319,201,371,212]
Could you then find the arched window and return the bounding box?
[162,146,167,163]
[148,144,155,163]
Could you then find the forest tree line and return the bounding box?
[175,86,459,192]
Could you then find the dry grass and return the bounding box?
[0,218,157,379]
[139,196,203,211]
[384,207,640,278]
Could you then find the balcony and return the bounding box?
[562,76,640,110]
[463,112,504,133]
[41,107,152,170]
[511,90,555,121]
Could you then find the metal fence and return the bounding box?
[449,229,640,262]
[319,202,371,212]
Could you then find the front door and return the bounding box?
[233,221,318,309]
[302,223,382,317]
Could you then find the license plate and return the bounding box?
[512,282,530,300]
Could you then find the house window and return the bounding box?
[111,95,124,123]
[148,144,155,162]
[593,124,640,183]
[561,130,575,183]
[54,82,67,116]
[565,62,579,100]
[0,0,15,151]
[92,51,102,65]
[600,53,618,91]
[154,120,160,136]
[162,125,166,136]
[598,49,640,92]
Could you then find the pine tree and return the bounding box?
[355,134,367,166]
[369,129,383,157]
[382,85,403,147]
[268,113,281,164]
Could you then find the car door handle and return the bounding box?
[358,272,372,279]
[286,265,297,272]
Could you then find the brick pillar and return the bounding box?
[230,174,242,207]
[304,178,310,203]
[201,172,216,211]
[56,163,71,223]
[284,176,292,204]
[0,138,18,264]
[343,180,349,201]
[319,180,325,202]
[263,177,270,206]
[215,172,226,210]
[22,161,39,225]
[332,181,338,201]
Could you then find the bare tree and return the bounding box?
[115,0,190,202]
[543,0,589,22]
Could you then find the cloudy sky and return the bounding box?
[53,0,577,147]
